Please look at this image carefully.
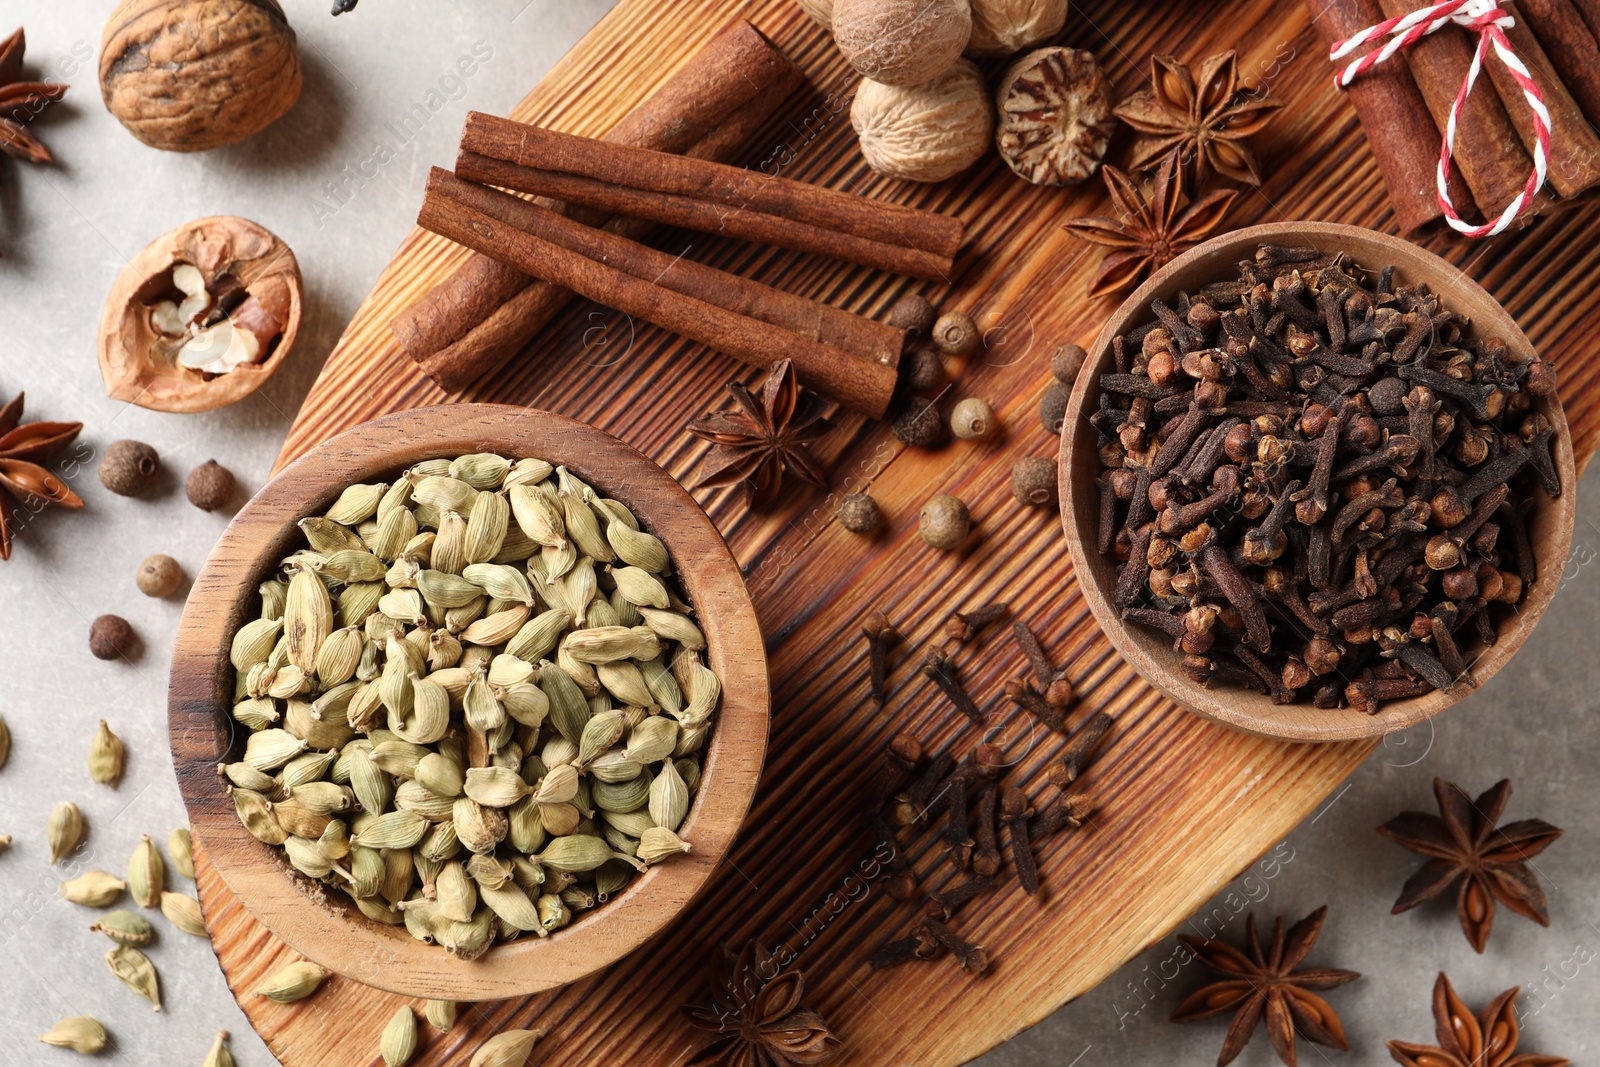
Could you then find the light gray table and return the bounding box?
[1,2,1594,1065]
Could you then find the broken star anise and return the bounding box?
[0,391,85,560]
[1113,51,1282,186]
[1061,148,1237,298]
[1388,972,1569,1067]
[1378,777,1562,953]
[682,940,842,1067]
[1170,906,1359,1067]
[686,359,831,512]
[0,28,69,178]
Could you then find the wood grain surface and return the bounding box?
[190,0,1600,1064]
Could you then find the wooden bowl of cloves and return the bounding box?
[1059,222,1576,743]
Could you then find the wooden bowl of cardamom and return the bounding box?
[1059,222,1576,743]
[168,405,770,1000]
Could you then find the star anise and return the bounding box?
[1061,149,1237,298]
[0,28,69,179]
[1113,51,1282,186]
[1388,972,1569,1067]
[1170,906,1359,1067]
[681,940,842,1067]
[1378,777,1562,953]
[0,391,85,560]
[686,359,831,511]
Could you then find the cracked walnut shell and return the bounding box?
[966,0,1068,58]
[853,59,993,183]
[995,47,1115,186]
[99,0,301,152]
[98,216,302,413]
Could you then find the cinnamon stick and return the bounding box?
[1377,0,1534,213]
[417,179,900,418]
[1571,0,1600,37]
[429,168,906,367]
[1515,0,1600,127]
[460,136,960,279]
[1306,0,1477,232]
[1484,2,1600,197]
[393,19,803,392]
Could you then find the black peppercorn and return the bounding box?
[1039,380,1070,434]
[893,400,947,448]
[838,493,884,535]
[1049,343,1086,384]
[99,440,161,497]
[1011,456,1058,508]
[901,346,946,393]
[89,615,137,661]
[887,294,936,336]
[186,460,236,511]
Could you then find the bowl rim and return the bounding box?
[1058,221,1578,743]
[168,404,770,999]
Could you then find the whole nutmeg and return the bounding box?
[89,615,138,661]
[1050,343,1086,383]
[966,0,1069,57]
[833,0,971,87]
[838,492,884,535]
[100,440,162,496]
[852,60,993,183]
[932,312,979,355]
[919,494,971,550]
[1011,455,1058,507]
[1039,380,1071,434]
[893,399,948,448]
[950,397,998,440]
[995,47,1115,185]
[99,0,303,152]
[186,459,236,511]
[887,294,937,336]
[902,346,947,393]
[136,554,184,597]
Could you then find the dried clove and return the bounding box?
[944,601,1009,645]
[924,918,989,974]
[921,650,984,723]
[1000,787,1039,894]
[1010,619,1061,688]
[925,874,995,920]
[1047,712,1114,788]
[971,784,1001,877]
[861,610,900,704]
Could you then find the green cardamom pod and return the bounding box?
[60,870,126,907]
[231,697,281,731]
[168,827,195,880]
[105,943,161,1010]
[576,709,626,767]
[463,490,511,566]
[509,483,566,548]
[315,625,365,686]
[413,474,478,516]
[606,518,669,573]
[380,1005,419,1067]
[597,661,656,709]
[255,960,327,1002]
[424,999,457,1032]
[622,715,679,765]
[478,877,541,931]
[649,757,690,832]
[435,861,477,923]
[536,892,571,933]
[230,617,283,672]
[128,834,165,908]
[243,729,309,772]
[637,826,691,865]
[232,788,288,845]
[610,566,670,609]
[47,800,84,864]
[204,1030,236,1067]
[325,482,387,525]
[88,720,125,786]
[160,891,207,938]
[259,579,288,621]
[352,810,427,851]
[463,766,533,808]
[90,909,154,946]
[468,1029,543,1067]
[536,834,613,873]
[39,1016,108,1054]
[636,606,706,650]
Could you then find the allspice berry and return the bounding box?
[186,460,236,511]
[89,615,137,661]
[932,312,978,355]
[893,400,948,448]
[1012,456,1059,507]
[919,494,970,550]
[100,440,162,497]
[887,294,936,336]
[838,493,884,535]
[136,554,184,598]
[950,397,997,440]
[1040,380,1071,434]
[1050,343,1086,384]
[902,346,946,393]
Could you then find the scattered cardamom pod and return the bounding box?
[59,870,127,907]
[127,834,165,908]
[255,960,328,1002]
[380,1005,418,1067]
[88,719,125,786]
[47,801,83,864]
[105,943,161,1010]
[159,891,207,938]
[0,713,10,769]
[169,827,195,880]
[90,909,154,946]
[424,999,457,1032]
[39,1016,107,1054]
[469,1030,543,1067]
[204,1030,235,1067]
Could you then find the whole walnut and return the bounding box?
[99,0,302,152]
[966,0,1068,57]
[852,59,993,183]
[833,0,971,87]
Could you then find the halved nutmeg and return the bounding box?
[98,215,302,413]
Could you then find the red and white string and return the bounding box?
[1329,0,1550,238]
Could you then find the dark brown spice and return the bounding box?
[1048,712,1114,788]
[924,874,994,920]
[944,601,1008,644]
[921,650,983,722]
[1009,619,1060,688]
[923,918,988,974]
[861,610,899,704]
[971,783,1000,877]
[1000,787,1039,894]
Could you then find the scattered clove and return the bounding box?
[921,650,984,722]
[1000,787,1039,894]
[944,601,1009,645]
[1048,713,1115,788]
[971,784,1001,877]
[924,875,994,920]
[861,610,900,704]
[924,918,989,975]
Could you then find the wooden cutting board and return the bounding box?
[190,0,1600,1063]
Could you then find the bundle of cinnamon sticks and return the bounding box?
[1309,0,1600,232]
